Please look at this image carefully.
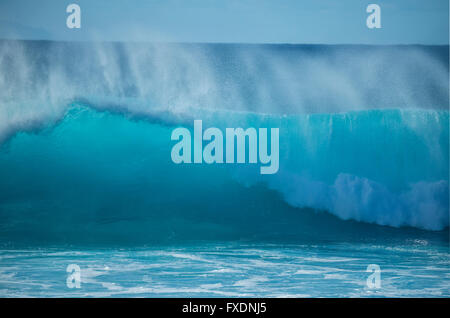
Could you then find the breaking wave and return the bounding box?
[0,40,448,243]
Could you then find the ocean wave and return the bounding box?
[0,40,448,240]
[0,40,448,142]
[0,105,447,238]
[267,173,448,230]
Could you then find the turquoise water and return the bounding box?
[1,106,447,239]
[1,242,448,297]
[0,106,448,297]
[0,41,449,297]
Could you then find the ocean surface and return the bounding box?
[0,40,448,297]
[1,242,449,297]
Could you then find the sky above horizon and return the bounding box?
[0,0,448,44]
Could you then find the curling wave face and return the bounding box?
[0,40,448,243]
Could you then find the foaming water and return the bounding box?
[0,242,448,297]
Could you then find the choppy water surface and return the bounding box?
[0,242,448,297]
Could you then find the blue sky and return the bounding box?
[0,0,448,44]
